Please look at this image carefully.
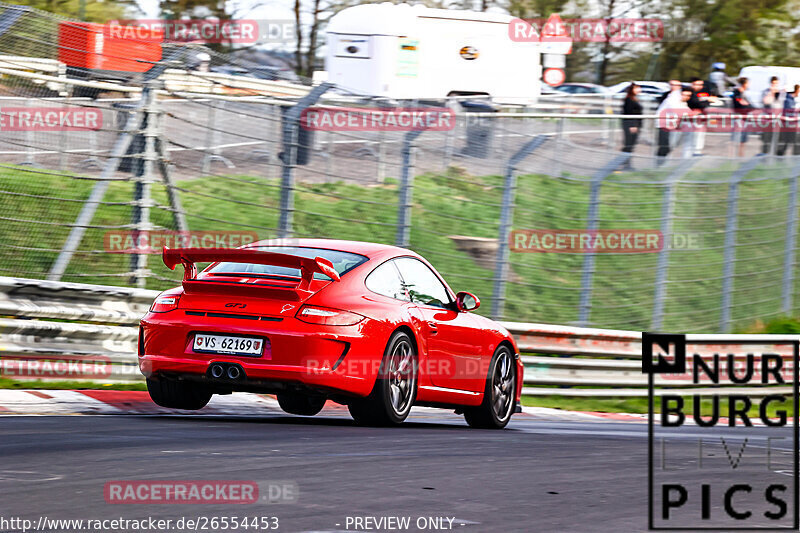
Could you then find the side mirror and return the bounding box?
[456,291,480,312]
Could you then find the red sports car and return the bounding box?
[138,239,523,428]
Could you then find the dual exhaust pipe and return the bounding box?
[209,362,244,381]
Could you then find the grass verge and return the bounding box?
[0,378,146,391]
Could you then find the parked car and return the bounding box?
[554,83,607,94]
[607,80,670,99]
[139,239,523,429]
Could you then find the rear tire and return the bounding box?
[348,331,418,426]
[277,393,326,416]
[464,345,516,429]
[146,377,212,410]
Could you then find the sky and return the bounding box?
[136,0,296,21]
[134,0,303,51]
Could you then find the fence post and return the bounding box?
[151,104,188,235]
[376,130,386,184]
[491,135,548,320]
[77,128,101,170]
[769,118,779,157]
[651,159,698,331]
[651,117,659,159]
[47,92,144,281]
[22,128,35,166]
[201,102,216,175]
[130,84,159,288]
[552,116,564,176]
[719,157,762,332]
[58,96,69,170]
[443,115,455,168]
[278,83,333,238]
[781,160,800,314]
[396,129,424,248]
[202,101,234,174]
[577,153,631,327]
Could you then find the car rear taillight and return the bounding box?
[296,305,364,326]
[150,294,180,313]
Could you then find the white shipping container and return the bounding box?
[325,3,543,103]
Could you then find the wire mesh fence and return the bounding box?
[2,2,800,334]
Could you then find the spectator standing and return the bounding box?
[621,82,643,169]
[778,84,800,156]
[761,76,784,154]
[732,77,753,158]
[656,80,683,163]
[688,77,712,156]
[709,62,727,96]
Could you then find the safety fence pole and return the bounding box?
[650,158,698,331]
[781,159,800,314]
[577,153,631,327]
[278,82,333,238]
[491,135,549,320]
[719,157,762,332]
[130,83,159,288]
[201,101,233,173]
[395,129,424,248]
[47,92,145,281]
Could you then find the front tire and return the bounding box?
[146,377,212,410]
[277,393,326,416]
[348,331,418,426]
[464,345,516,429]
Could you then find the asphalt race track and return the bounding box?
[0,410,795,533]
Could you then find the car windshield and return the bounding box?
[206,247,368,281]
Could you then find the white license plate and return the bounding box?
[193,334,265,356]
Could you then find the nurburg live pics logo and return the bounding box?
[643,332,799,530]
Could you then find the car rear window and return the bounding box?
[206,246,368,281]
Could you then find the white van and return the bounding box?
[737,66,800,107]
[325,3,543,103]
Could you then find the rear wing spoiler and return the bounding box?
[162,247,340,290]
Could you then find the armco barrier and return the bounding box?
[503,322,795,397]
[0,276,794,396]
[0,276,157,382]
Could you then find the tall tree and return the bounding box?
[159,0,226,19]
[11,0,138,22]
[652,0,800,81]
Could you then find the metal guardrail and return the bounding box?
[503,322,795,397]
[0,54,68,95]
[0,276,795,396]
[160,68,312,99]
[0,276,156,382]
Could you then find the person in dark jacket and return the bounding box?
[778,84,800,156]
[687,77,712,156]
[621,82,643,168]
[731,77,753,158]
